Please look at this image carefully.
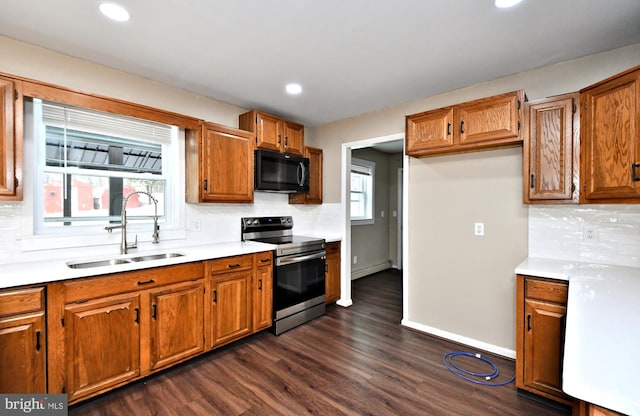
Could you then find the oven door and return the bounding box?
[274,250,326,313]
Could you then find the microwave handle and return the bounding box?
[297,162,306,186]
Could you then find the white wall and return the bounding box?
[308,43,640,356]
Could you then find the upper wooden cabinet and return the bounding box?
[186,121,253,203]
[406,90,524,157]
[0,76,23,200]
[289,146,323,205]
[580,65,640,203]
[239,109,305,155]
[523,93,580,204]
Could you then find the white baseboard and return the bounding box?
[351,261,391,280]
[401,319,516,359]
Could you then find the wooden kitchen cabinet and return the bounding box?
[325,242,341,304]
[406,90,524,157]
[580,65,640,203]
[239,109,305,155]
[289,146,323,204]
[48,262,205,404]
[148,280,204,371]
[574,401,625,416]
[516,275,572,406]
[253,251,273,332]
[523,93,580,203]
[186,121,253,203]
[207,255,253,348]
[0,75,23,200]
[64,292,140,403]
[0,287,46,393]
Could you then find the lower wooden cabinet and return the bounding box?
[325,242,341,303]
[149,280,204,371]
[64,293,140,403]
[253,251,273,332]
[0,287,46,393]
[208,266,252,348]
[516,275,572,406]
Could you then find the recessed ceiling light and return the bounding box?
[285,83,302,95]
[494,0,523,8]
[99,2,130,22]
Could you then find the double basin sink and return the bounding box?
[67,252,184,269]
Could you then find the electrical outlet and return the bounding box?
[353,256,358,264]
[584,225,598,242]
[474,222,485,236]
[190,220,201,232]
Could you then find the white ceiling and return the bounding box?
[1,1,640,127]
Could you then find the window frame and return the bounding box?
[18,80,199,251]
[350,157,375,226]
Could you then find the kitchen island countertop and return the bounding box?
[516,257,640,416]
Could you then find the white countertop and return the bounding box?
[516,258,640,415]
[0,241,276,290]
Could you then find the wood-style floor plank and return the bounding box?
[70,269,570,416]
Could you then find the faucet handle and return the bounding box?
[128,234,138,250]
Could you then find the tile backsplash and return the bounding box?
[529,205,640,267]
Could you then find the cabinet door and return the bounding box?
[253,264,273,332]
[525,94,579,203]
[581,68,640,202]
[64,293,140,403]
[0,312,46,393]
[210,270,252,348]
[325,242,341,304]
[200,123,253,203]
[458,91,522,147]
[523,298,567,400]
[405,107,455,155]
[255,111,283,152]
[0,76,22,200]
[289,146,323,204]
[149,280,204,371]
[283,120,304,155]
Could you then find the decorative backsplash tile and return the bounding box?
[529,205,640,268]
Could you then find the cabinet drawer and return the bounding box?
[326,242,340,255]
[0,287,44,316]
[255,251,272,267]
[63,262,204,302]
[525,278,568,304]
[209,254,253,274]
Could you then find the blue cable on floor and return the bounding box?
[443,351,515,387]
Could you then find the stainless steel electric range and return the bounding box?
[241,216,326,335]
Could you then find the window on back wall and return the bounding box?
[350,158,375,225]
[32,98,181,233]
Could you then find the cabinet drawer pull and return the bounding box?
[460,120,465,134]
[260,258,270,263]
[152,303,157,320]
[203,179,208,191]
[258,278,262,290]
[227,263,241,269]
[36,330,41,352]
[632,163,640,182]
[527,314,532,332]
[134,307,139,324]
[137,279,155,285]
[212,290,217,303]
[530,174,535,189]
[447,122,451,136]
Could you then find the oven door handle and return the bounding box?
[276,251,326,266]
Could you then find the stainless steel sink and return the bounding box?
[67,252,184,269]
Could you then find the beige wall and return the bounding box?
[308,43,640,353]
[0,36,246,126]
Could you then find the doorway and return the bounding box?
[338,133,408,317]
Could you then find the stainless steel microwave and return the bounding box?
[254,149,309,193]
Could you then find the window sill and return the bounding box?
[351,219,374,226]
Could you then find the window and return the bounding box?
[32,99,181,233]
[350,158,375,224]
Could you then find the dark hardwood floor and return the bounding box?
[70,269,570,416]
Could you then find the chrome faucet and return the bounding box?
[105,191,159,254]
